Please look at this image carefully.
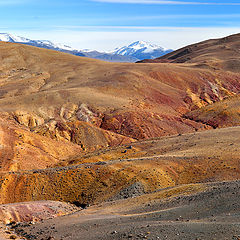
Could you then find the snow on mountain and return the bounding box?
[0,33,136,61]
[0,33,29,43]
[114,41,163,54]
[0,33,172,62]
[112,41,172,60]
[0,33,75,52]
[33,40,74,51]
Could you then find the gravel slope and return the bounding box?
[13,180,240,240]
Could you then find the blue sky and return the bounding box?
[1,0,240,50]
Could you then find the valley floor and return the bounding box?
[10,180,240,240]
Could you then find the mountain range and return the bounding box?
[0,33,172,62]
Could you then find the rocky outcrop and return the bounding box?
[34,120,134,152]
[13,110,44,128]
[0,113,85,171]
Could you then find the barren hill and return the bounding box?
[1,40,240,174]
[140,33,240,72]
[1,41,240,143]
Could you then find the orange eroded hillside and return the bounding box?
[185,95,240,128]
[0,112,133,172]
[0,127,240,205]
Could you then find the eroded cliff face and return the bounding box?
[0,112,133,172]
[0,112,82,171]
[185,95,240,129]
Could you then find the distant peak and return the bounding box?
[130,40,149,45]
[112,40,169,58]
[128,41,155,48]
[118,40,165,51]
[130,40,146,45]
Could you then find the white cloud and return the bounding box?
[92,0,240,5]
[87,14,240,21]
[54,25,240,31]
[55,25,194,30]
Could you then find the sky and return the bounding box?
[1,0,240,51]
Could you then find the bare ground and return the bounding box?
[11,180,240,240]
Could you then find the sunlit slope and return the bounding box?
[185,95,240,128]
[1,127,240,204]
[0,112,133,172]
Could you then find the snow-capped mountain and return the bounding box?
[112,41,172,60]
[0,33,78,53]
[0,33,136,61]
[0,33,172,62]
[0,33,30,43]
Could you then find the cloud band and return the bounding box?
[91,0,240,5]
